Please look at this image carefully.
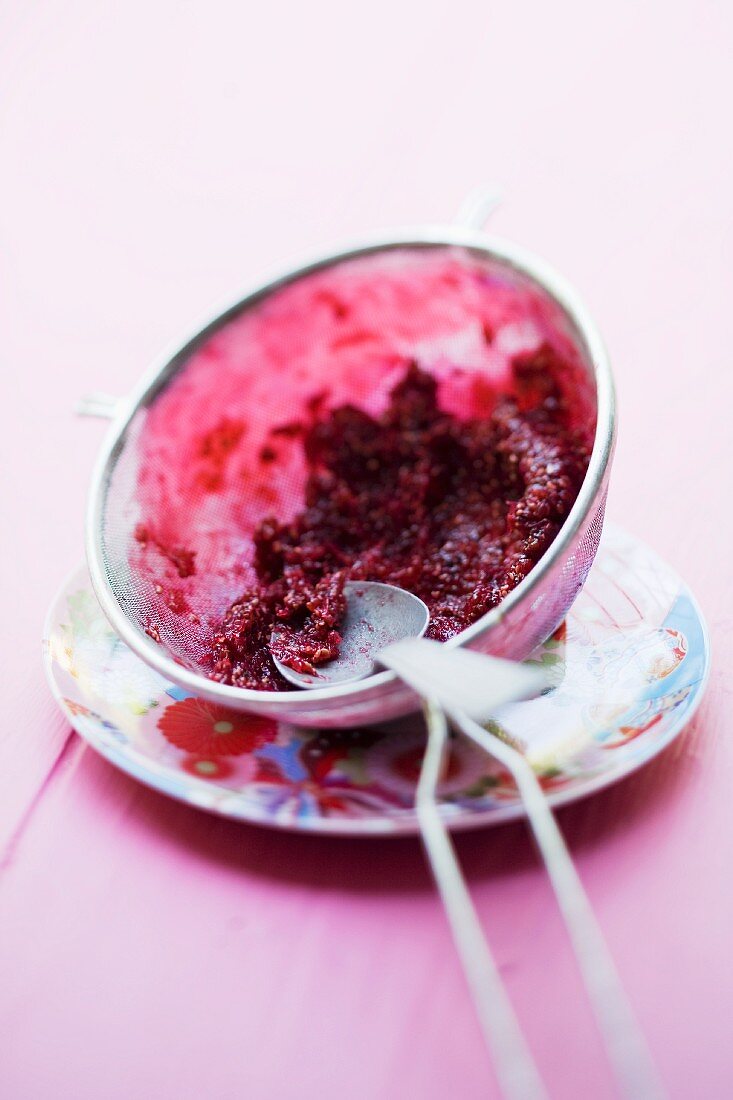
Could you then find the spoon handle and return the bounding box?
[451,709,666,1100]
[417,698,548,1100]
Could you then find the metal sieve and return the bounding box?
[85,215,616,729]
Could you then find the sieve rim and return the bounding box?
[86,226,616,708]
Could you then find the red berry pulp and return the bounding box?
[208,352,589,689]
[126,248,596,688]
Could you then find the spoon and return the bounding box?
[271,580,430,688]
[272,581,663,1100]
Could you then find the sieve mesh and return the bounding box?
[93,241,610,721]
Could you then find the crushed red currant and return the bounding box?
[207,350,590,690]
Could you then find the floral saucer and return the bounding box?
[42,526,710,835]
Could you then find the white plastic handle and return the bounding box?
[418,699,548,1100]
[382,639,666,1100]
[450,709,666,1100]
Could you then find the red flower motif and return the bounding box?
[615,713,663,744]
[391,744,462,783]
[181,756,235,780]
[489,767,570,794]
[64,698,91,718]
[158,698,277,756]
[312,790,350,813]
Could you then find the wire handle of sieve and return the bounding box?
[454,187,504,231]
[76,392,121,419]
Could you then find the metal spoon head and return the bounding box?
[271,581,430,689]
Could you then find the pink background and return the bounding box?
[1,3,731,1097]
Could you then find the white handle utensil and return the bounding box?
[381,638,665,1100]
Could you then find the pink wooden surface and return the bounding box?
[1,3,730,1097]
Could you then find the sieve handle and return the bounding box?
[76,392,121,419]
[453,187,503,231]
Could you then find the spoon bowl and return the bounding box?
[271,581,430,689]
